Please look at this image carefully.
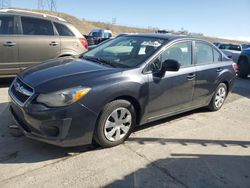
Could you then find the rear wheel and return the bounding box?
[94,100,136,147]
[238,58,250,79]
[208,83,227,111]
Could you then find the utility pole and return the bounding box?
[38,0,56,11]
[0,0,11,8]
[112,17,117,25]
[38,0,45,10]
[47,0,56,11]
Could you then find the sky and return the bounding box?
[7,0,250,41]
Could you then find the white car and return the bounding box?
[218,43,242,63]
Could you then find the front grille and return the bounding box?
[10,78,34,105]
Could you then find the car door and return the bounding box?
[0,15,19,76]
[146,40,196,121]
[18,16,61,71]
[192,41,223,106]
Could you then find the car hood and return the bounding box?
[19,57,121,92]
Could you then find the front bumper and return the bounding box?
[9,96,98,147]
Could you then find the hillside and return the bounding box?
[32,9,245,44]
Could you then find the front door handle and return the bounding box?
[49,41,59,46]
[187,73,196,80]
[3,41,16,47]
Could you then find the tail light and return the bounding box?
[79,38,88,49]
[232,63,238,74]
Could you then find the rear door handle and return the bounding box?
[49,41,59,46]
[187,73,196,80]
[216,68,223,72]
[3,41,16,47]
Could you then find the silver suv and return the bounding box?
[0,9,88,77]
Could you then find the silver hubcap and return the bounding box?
[104,107,132,142]
[215,87,226,108]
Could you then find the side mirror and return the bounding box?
[162,59,181,72]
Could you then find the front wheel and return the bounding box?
[94,100,136,147]
[208,83,227,111]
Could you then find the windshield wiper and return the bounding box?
[83,56,116,67]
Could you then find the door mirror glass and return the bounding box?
[162,59,180,72]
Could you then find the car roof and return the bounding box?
[127,33,183,40]
[123,33,205,42]
[0,9,66,22]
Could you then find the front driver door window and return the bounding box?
[146,41,196,120]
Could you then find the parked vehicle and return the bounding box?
[88,33,129,50]
[242,44,250,50]
[238,48,250,78]
[9,34,236,147]
[156,30,170,34]
[86,29,112,45]
[213,42,221,47]
[218,43,242,63]
[0,9,88,78]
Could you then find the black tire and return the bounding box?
[238,58,250,79]
[94,100,136,148]
[208,83,227,111]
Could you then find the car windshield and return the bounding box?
[219,44,241,51]
[82,36,166,68]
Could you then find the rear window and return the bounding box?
[219,44,241,51]
[54,22,74,36]
[0,16,14,35]
[21,17,54,36]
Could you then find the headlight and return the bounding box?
[36,87,91,107]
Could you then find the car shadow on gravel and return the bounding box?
[231,78,250,100]
[105,153,250,188]
[133,107,209,134]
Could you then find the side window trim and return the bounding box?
[16,15,22,35]
[52,22,59,36]
[212,48,222,62]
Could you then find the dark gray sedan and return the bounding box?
[8,34,236,147]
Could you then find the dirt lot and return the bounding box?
[0,78,250,188]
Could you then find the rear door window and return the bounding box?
[0,16,14,35]
[195,42,213,64]
[21,17,54,36]
[54,22,74,36]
